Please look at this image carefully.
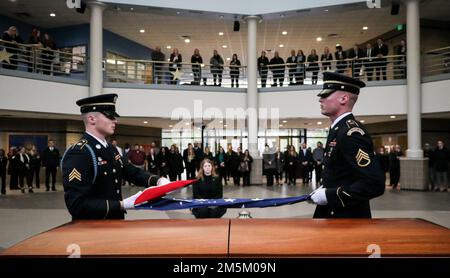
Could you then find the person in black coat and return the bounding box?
[225,146,237,183]
[286,50,297,85]
[15,147,33,193]
[373,38,389,81]
[174,147,184,180]
[146,147,159,175]
[433,140,449,192]
[215,146,227,185]
[423,143,435,190]
[42,139,59,191]
[169,48,182,85]
[348,44,364,79]
[363,43,375,81]
[191,49,203,85]
[298,143,313,184]
[335,45,347,74]
[192,159,227,218]
[257,51,269,87]
[320,47,333,71]
[376,147,389,187]
[285,146,298,186]
[41,33,56,75]
[307,49,319,85]
[183,144,196,179]
[157,147,170,178]
[389,145,403,189]
[295,50,306,85]
[229,54,241,88]
[239,150,253,186]
[29,147,41,189]
[27,28,42,73]
[0,149,7,194]
[2,26,23,70]
[269,51,285,87]
[168,145,179,181]
[7,147,18,190]
[274,148,284,185]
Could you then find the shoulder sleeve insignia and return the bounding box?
[74,139,88,150]
[69,168,82,182]
[347,127,365,136]
[356,149,371,167]
[346,119,360,129]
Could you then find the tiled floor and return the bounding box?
[0,182,449,250]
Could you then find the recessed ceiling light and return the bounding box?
[167,58,170,61]
[223,124,228,127]
[226,57,231,61]
[360,120,365,123]
[166,45,171,49]
[169,125,173,128]
[143,121,148,124]
[279,44,284,48]
[390,115,397,119]
[218,32,224,36]
[279,124,283,127]
[282,120,287,123]
[282,31,288,35]
[316,37,323,42]
[139,29,145,33]
[50,13,56,17]
[317,121,322,125]
[219,120,223,123]
[185,122,190,125]
[184,38,190,43]
[219,15,224,19]
[324,9,329,12]
[176,11,181,15]
[130,7,134,11]
[222,45,227,48]
[362,26,369,30]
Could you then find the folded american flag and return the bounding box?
[135,195,311,210]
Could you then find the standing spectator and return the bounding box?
[434,140,449,192]
[283,146,290,184]
[192,159,227,218]
[396,39,407,79]
[285,145,298,186]
[274,148,284,185]
[373,38,389,80]
[174,146,184,180]
[389,144,403,190]
[229,53,241,88]
[210,50,224,86]
[363,43,375,81]
[42,139,59,191]
[27,28,42,72]
[295,50,306,85]
[169,48,182,85]
[0,149,7,194]
[376,146,389,187]
[312,141,325,186]
[286,50,298,85]
[151,46,165,84]
[168,145,179,181]
[29,147,41,189]
[146,147,158,175]
[7,147,18,190]
[215,146,227,185]
[203,146,214,161]
[321,46,333,72]
[2,26,23,70]
[298,143,313,184]
[423,143,435,191]
[183,144,196,179]
[257,51,269,87]
[111,138,123,156]
[41,33,56,75]
[127,144,146,171]
[16,147,33,193]
[335,45,347,74]
[269,51,285,87]
[263,145,276,186]
[225,145,235,182]
[191,48,203,85]
[158,146,170,178]
[239,150,253,186]
[307,49,319,85]
[348,44,363,79]
[193,142,204,171]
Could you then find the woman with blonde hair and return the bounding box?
[192,158,227,218]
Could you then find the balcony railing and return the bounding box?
[423,46,450,77]
[0,39,87,77]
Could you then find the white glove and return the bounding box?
[310,188,328,206]
[157,177,171,186]
[122,191,142,210]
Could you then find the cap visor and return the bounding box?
[317,89,336,97]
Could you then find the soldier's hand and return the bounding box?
[309,187,328,206]
[157,177,170,186]
[122,190,142,210]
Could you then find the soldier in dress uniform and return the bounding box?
[309,72,385,218]
[62,93,169,220]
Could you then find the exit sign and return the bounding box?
[397,24,405,31]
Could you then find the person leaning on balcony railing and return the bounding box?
[210,49,224,86]
[26,28,42,73]
[269,51,285,87]
[169,48,182,85]
[307,49,319,85]
[321,46,333,72]
[286,49,297,86]
[348,44,364,80]
[191,48,203,85]
[363,43,375,81]
[41,33,56,75]
[295,49,306,85]
[151,46,165,84]
[395,39,407,79]
[257,50,269,87]
[334,45,347,74]
[229,53,241,88]
[373,38,389,81]
[1,26,23,70]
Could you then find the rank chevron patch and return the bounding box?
[69,168,82,182]
[356,149,371,167]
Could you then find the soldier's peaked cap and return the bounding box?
[76,93,120,118]
[318,72,366,98]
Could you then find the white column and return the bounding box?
[245,16,261,157]
[405,0,423,158]
[88,1,106,96]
